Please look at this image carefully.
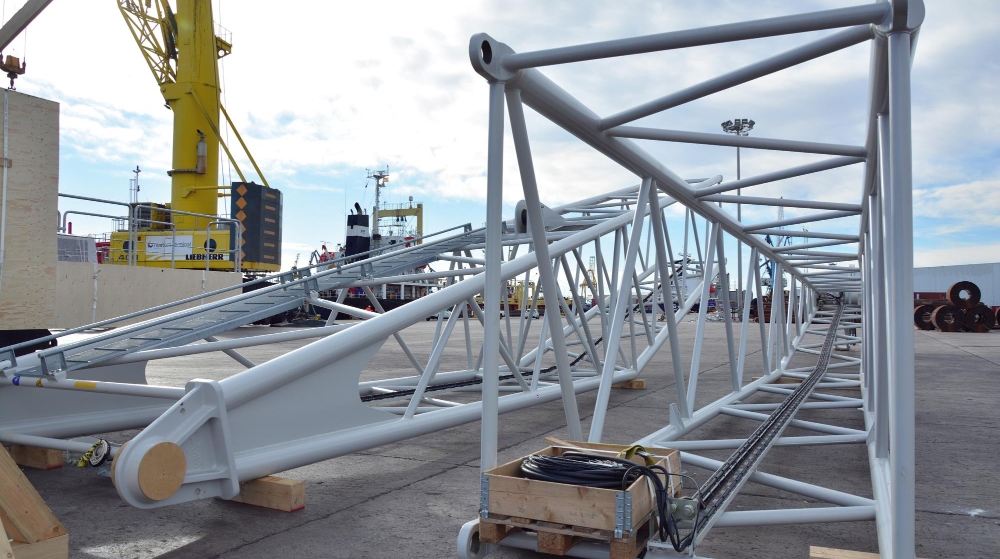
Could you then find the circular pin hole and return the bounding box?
[481,40,492,64]
[469,530,481,554]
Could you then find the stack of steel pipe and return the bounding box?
[913,280,996,333]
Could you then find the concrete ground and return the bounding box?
[16,319,1000,559]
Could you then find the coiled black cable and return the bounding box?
[520,451,698,551]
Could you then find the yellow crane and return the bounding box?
[111,0,281,272]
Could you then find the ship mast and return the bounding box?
[367,167,389,246]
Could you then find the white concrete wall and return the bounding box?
[913,263,1000,306]
[0,91,59,329]
[55,262,243,329]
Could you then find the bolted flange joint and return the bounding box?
[469,33,519,84]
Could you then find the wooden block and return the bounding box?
[809,547,880,559]
[808,547,925,559]
[7,447,62,471]
[230,476,305,512]
[609,520,650,559]
[609,537,638,559]
[9,534,69,559]
[2,520,13,559]
[0,448,67,544]
[477,520,514,544]
[536,529,578,555]
[612,379,646,390]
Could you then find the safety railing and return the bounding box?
[0,221,479,360]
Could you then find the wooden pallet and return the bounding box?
[480,512,655,558]
[0,447,68,559]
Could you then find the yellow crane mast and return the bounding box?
[113,0,281,272]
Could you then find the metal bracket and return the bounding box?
[479,475,490,517]
[0,348,15,370]
[37,351,67,379]
[614,491,632,538]
[112,379,240,508]
[668,497,700,523]
[1,157,11,168]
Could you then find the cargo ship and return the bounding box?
[305,169,433,320]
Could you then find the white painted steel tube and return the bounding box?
[751,229,858,241]
[476,46,820,291]
[718,406,864,436]
[481,80,506,474]
[217,171,638,411]
[5,377,184,399]
[679,452,874,507]
[666,433,866,451]
[507,88,583,440]
[725,400,862,411]
[588,177,650,442]
[233,368,637,481]
[0,433,119,457]
[746,210,859,233]
[501,3,889,70]
[701,194,862,212]
[774,239,856,252]
[886,29,916,559]
[608,127,866,158]
[599,26,874,129]
[636,367,784,445]
[713,505,875,527]
[696,156,864,197]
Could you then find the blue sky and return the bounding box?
[9,0,998,274]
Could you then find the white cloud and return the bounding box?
[913,180,1000,231]
[6,0,997,269]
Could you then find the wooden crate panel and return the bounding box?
[485,445,678,532]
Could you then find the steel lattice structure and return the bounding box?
[0,2,920,558]
[459,1,922,557]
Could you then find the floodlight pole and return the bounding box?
[721,118,755,312]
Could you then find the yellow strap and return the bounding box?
[616,444,656,466]
[76,440,102,468]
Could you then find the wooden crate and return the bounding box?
[482,444,681,536]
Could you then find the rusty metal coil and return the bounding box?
[946,281,981,309]
[913,304,936,330]
[931,305,964,332]
[963,305,996,333]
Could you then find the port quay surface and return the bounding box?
[20,320,998,559]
